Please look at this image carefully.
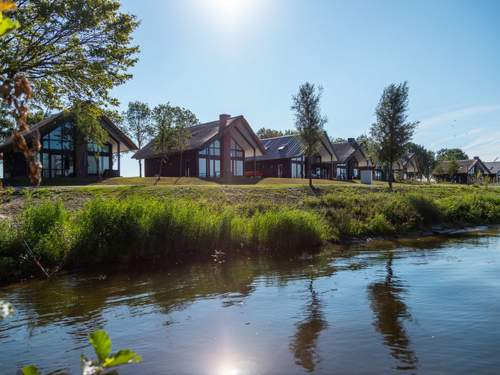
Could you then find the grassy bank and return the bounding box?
[0,182,499,284]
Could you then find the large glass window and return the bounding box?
[198,139,221,177]
[336,165,347,180]
[40,121,75,178]
[87,141,112,176]
[291,156,304,178]
[230,139,244,176]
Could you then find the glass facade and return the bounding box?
[198,139,221,177]
[230,139,244,176]
[291,156,303,178]
[87,141,112,176]
[41,122,75,178]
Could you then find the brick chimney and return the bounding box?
[219,114,231,132]
[474,156,480,160]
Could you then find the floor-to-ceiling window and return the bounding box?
[230,139,244,176]
[291,156,304,178]
[40,121,75,178]
[87,141,112,176]
[198,139,221,177]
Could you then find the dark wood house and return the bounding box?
[393,153,419,180]
[433,157,491,184]
[133,114,266,180]
[0,112,137,183]
[484,161,500,183]
[245,133,337,179]
[331,138,371,180]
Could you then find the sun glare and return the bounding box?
[201,0,259,30]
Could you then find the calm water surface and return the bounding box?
[1,230,500,374]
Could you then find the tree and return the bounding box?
[356,134,379,166]
[0,0,139,185]
[256,128,297,139]
[407,143,436,182]
[291,82,327,188]
[122,102,153,177]
[370,82,418,190]
[151,104,197,183]
[447,159,460,178]
[436,148,468,162]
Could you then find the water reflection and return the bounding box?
[368,252,418,371]
[290,279,327,372]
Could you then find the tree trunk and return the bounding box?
[139,159,142,178]
[308,155,313,188]
[388,161,393,191]
[156,158,165,185]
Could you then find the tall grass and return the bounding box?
[1,188,499,284]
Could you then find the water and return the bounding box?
[1,230,500,374]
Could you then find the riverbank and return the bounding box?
[0,181,499,284]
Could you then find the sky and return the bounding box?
[113,0,500,176]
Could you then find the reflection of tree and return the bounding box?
[290,279,327,372]
[368,252,418,371]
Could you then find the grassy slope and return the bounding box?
[1,178,499,283]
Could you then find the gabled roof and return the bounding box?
[331,142,356,163]
[133,115,266,160]
[254,135,305,161]
[250,132,336,162]
[484,161,500,175]
[0,111,138,153]
[434,158,490,175]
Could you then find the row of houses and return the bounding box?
[0,112,498,184]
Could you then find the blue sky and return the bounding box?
[114,0,500,176]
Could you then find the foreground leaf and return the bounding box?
[88,330,112,363]
[0,1,16,12]
[103,350,142,368]
[21,365,40,375]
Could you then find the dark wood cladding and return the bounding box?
[145,150,199,177]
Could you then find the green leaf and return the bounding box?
[88,330,112,363]
[21,365,40,375]
[103,350,142,368]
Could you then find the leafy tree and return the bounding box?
[257,128,283,139]
[0,0,139,185]
[122,102,153,177]
[436,148,468,162]
[356,134,379,166]
[256,128,297,139]
[407,143,436,182]
[370,82,418,190]
[152,104,198,182]
[331,137,346,143]
[0,0,139,110]
[447,159,460,177]
[291,83,327,188]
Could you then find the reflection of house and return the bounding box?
[484,162,500,183]
[0,112,137,181]
[331,138,371,180]
[246,133,337,179]
[134,114,266,179]
[433,157,491,184]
